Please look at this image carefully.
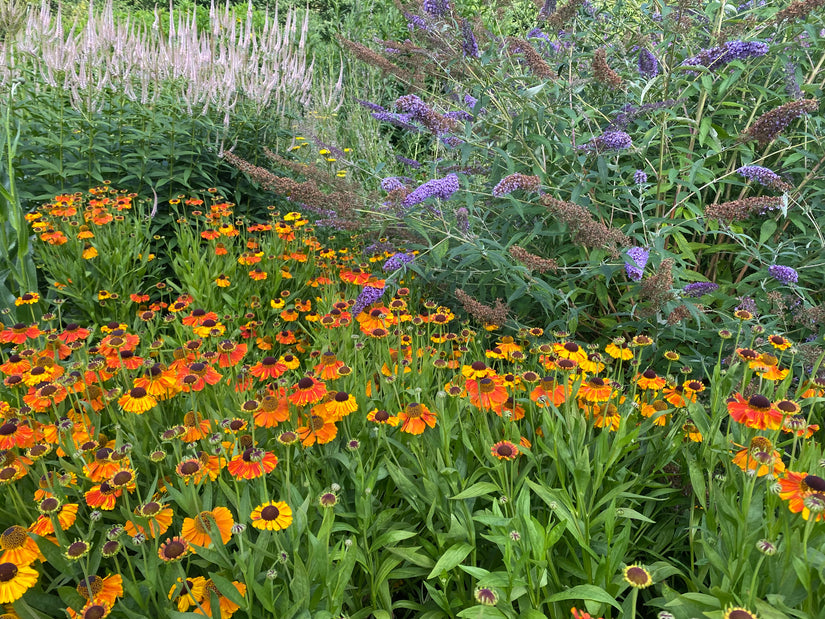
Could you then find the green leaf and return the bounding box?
[451,482,500,499]
[11,599,48,619]
[427,543,474,579]
[545,585,622,610]
[31,534,71,575]
[57,586,85,611]
[759,219,777,245]
[457,606,508,618]
[208,572,246,608]
[387,546,435,568]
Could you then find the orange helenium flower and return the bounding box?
[727,393,784,430]
[227,448,278,480]
[289,376,327,406]
[180,507,234,549]
[732,436,785,478]
[778,471,825,521]
[397,402,437,435]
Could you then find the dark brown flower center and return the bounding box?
[804,475,825,492]
[261,505,280,521]
[625,566,650,586]
[130,387,147,398]
[0,526,27,549]
[179,461,200,475]
[0,422,16,436]
[163,540,186,559]
[67,541,88,557]
[496,444,516,457]
[39,384,57,397]
[83,604,107,619]
[776,400,798,413]
[748,394,771,409]
[112,471,132,486]
[298,377,314,389]
[78,575,103,597]
[0,562,18,582]
[40,497,59,512]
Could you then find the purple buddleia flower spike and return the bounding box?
[396,156,421,169]
[423,0,450,17]
[768,265,798,285]
[461,19,479,58]
[382,252,415,272]
[352,286,385,316]
[683,282,719,297]
[638,48,658,78]
[403,174,460,207]
[625,247,649,281]
[683,40,768,71]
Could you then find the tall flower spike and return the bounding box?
[746,99,818,146]
[637,48,658,78]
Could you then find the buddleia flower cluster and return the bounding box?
[683,282,720,297]
[683,40,769,71]
[352,285,385,316]
[423,0,450,17]
[746,99,819,146]
[461,20,479,58]
[625,247,649,281]
[581,130,633,153]
[396,94,458,135]
[380,177,408,192]
[638,48,659,78]
[402,174,460,207]
[492,174,541,197]
[737,166,791,191]
[382,253,415,272]
[768,265,799,285]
